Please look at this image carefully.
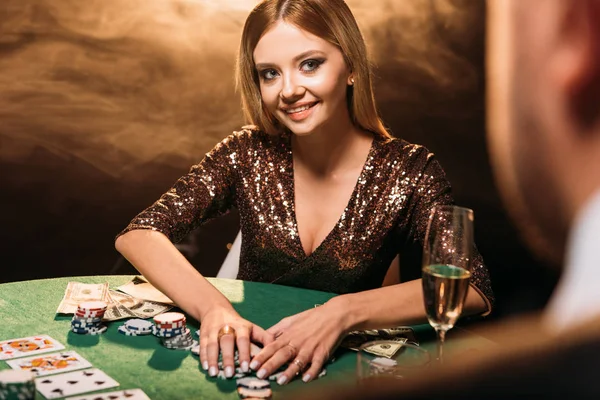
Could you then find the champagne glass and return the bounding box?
[421,205,474,363]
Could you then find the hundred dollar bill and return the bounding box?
[104,290,172,321]
[116,276,175,305]
[56,282,110,314]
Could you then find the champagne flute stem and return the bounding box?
[436,328,447,363]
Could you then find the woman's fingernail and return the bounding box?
[225,366,234,378]
[209,366,217,377]
[277,375,288,385]
[257,368,267,379]
[250,360,259,370]
[202,361,208,371]
[302,374,311,383]
[241,361,249,373]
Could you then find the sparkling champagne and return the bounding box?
[422,264,471,331]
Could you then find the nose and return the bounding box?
[280,73,304,103]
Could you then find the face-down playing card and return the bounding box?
[6,351,92,376]
[35,368,120,399]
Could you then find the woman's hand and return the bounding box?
[249,298,349,385]
[199,305,274,378]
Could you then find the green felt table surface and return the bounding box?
[0,276,493,399]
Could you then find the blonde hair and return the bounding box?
[236,0,391,140]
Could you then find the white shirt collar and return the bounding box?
[545,188,600,332]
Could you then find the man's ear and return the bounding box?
[554,0,600,130]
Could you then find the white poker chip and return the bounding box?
[77,301,108,311]
[318,368,327,378]
[371,357,398,367]
[237,387,272,399]
[267,371,284,382]
[191,344,200,356]
[125,318,154,332]
[236,377,270,389]
[0,370,35,383]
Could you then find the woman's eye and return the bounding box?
[261,69,278,81]
[301,59,323,72]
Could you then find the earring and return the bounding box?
[350,77,355,85]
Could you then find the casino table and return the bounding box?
[0,276,493,399]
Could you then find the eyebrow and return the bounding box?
[255,50,326,69]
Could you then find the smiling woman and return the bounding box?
[114,0,493,388]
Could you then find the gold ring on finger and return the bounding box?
[293,358,305,370]
[217,325,236,341]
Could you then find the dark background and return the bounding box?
[0,0,559,320]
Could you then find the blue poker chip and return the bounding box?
[152,326,185,337]
[124,319,154,332]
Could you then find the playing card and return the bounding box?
[65,388,149,400]
[6,351,92,376]
[0,335,65,360]
[35,368,119,399]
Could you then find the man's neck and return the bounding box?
[545,187,600,333]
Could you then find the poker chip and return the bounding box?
[318,368,327,378]
[118,325,151,336]
[70,302,107,335]
[236,377,270,389]
[78,301,108,311]
[153,312,185,326]
[124,319,154,333]
[267,371,284,382]
[237,387,272,399]
[0,370,36,400]
[71,325,107,335]
[152,326,185,338]
[191,344,200,356]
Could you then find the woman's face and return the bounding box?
[253,21,353,137]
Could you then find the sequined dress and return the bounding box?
[118,127,494,310]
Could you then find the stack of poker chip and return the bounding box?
[0,370,36,400]
[152,312,196,350]
[118,319,154,336]
[236,377,272,399]
[71,301,107,335]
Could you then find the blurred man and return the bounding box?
[299,0,600,397]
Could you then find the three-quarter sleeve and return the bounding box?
[404,148,495,314]
[116,132,242,244]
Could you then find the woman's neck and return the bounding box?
[291,119,373,178]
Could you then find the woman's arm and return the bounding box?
[330,279,487,331]
[115,229,231,321]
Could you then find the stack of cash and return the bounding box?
[56,278,173,321]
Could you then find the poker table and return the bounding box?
[0,276,493,399]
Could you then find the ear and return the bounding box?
[553,0,600,129]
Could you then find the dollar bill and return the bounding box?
[361,339,407,358]
[56,282,110,314]
[103,290,172,321]
[116,276,175,305]
[340,327,415,358]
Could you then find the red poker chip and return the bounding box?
[155,321,185,330]
[153,312,186,325]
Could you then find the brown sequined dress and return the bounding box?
[118,127,494,311]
